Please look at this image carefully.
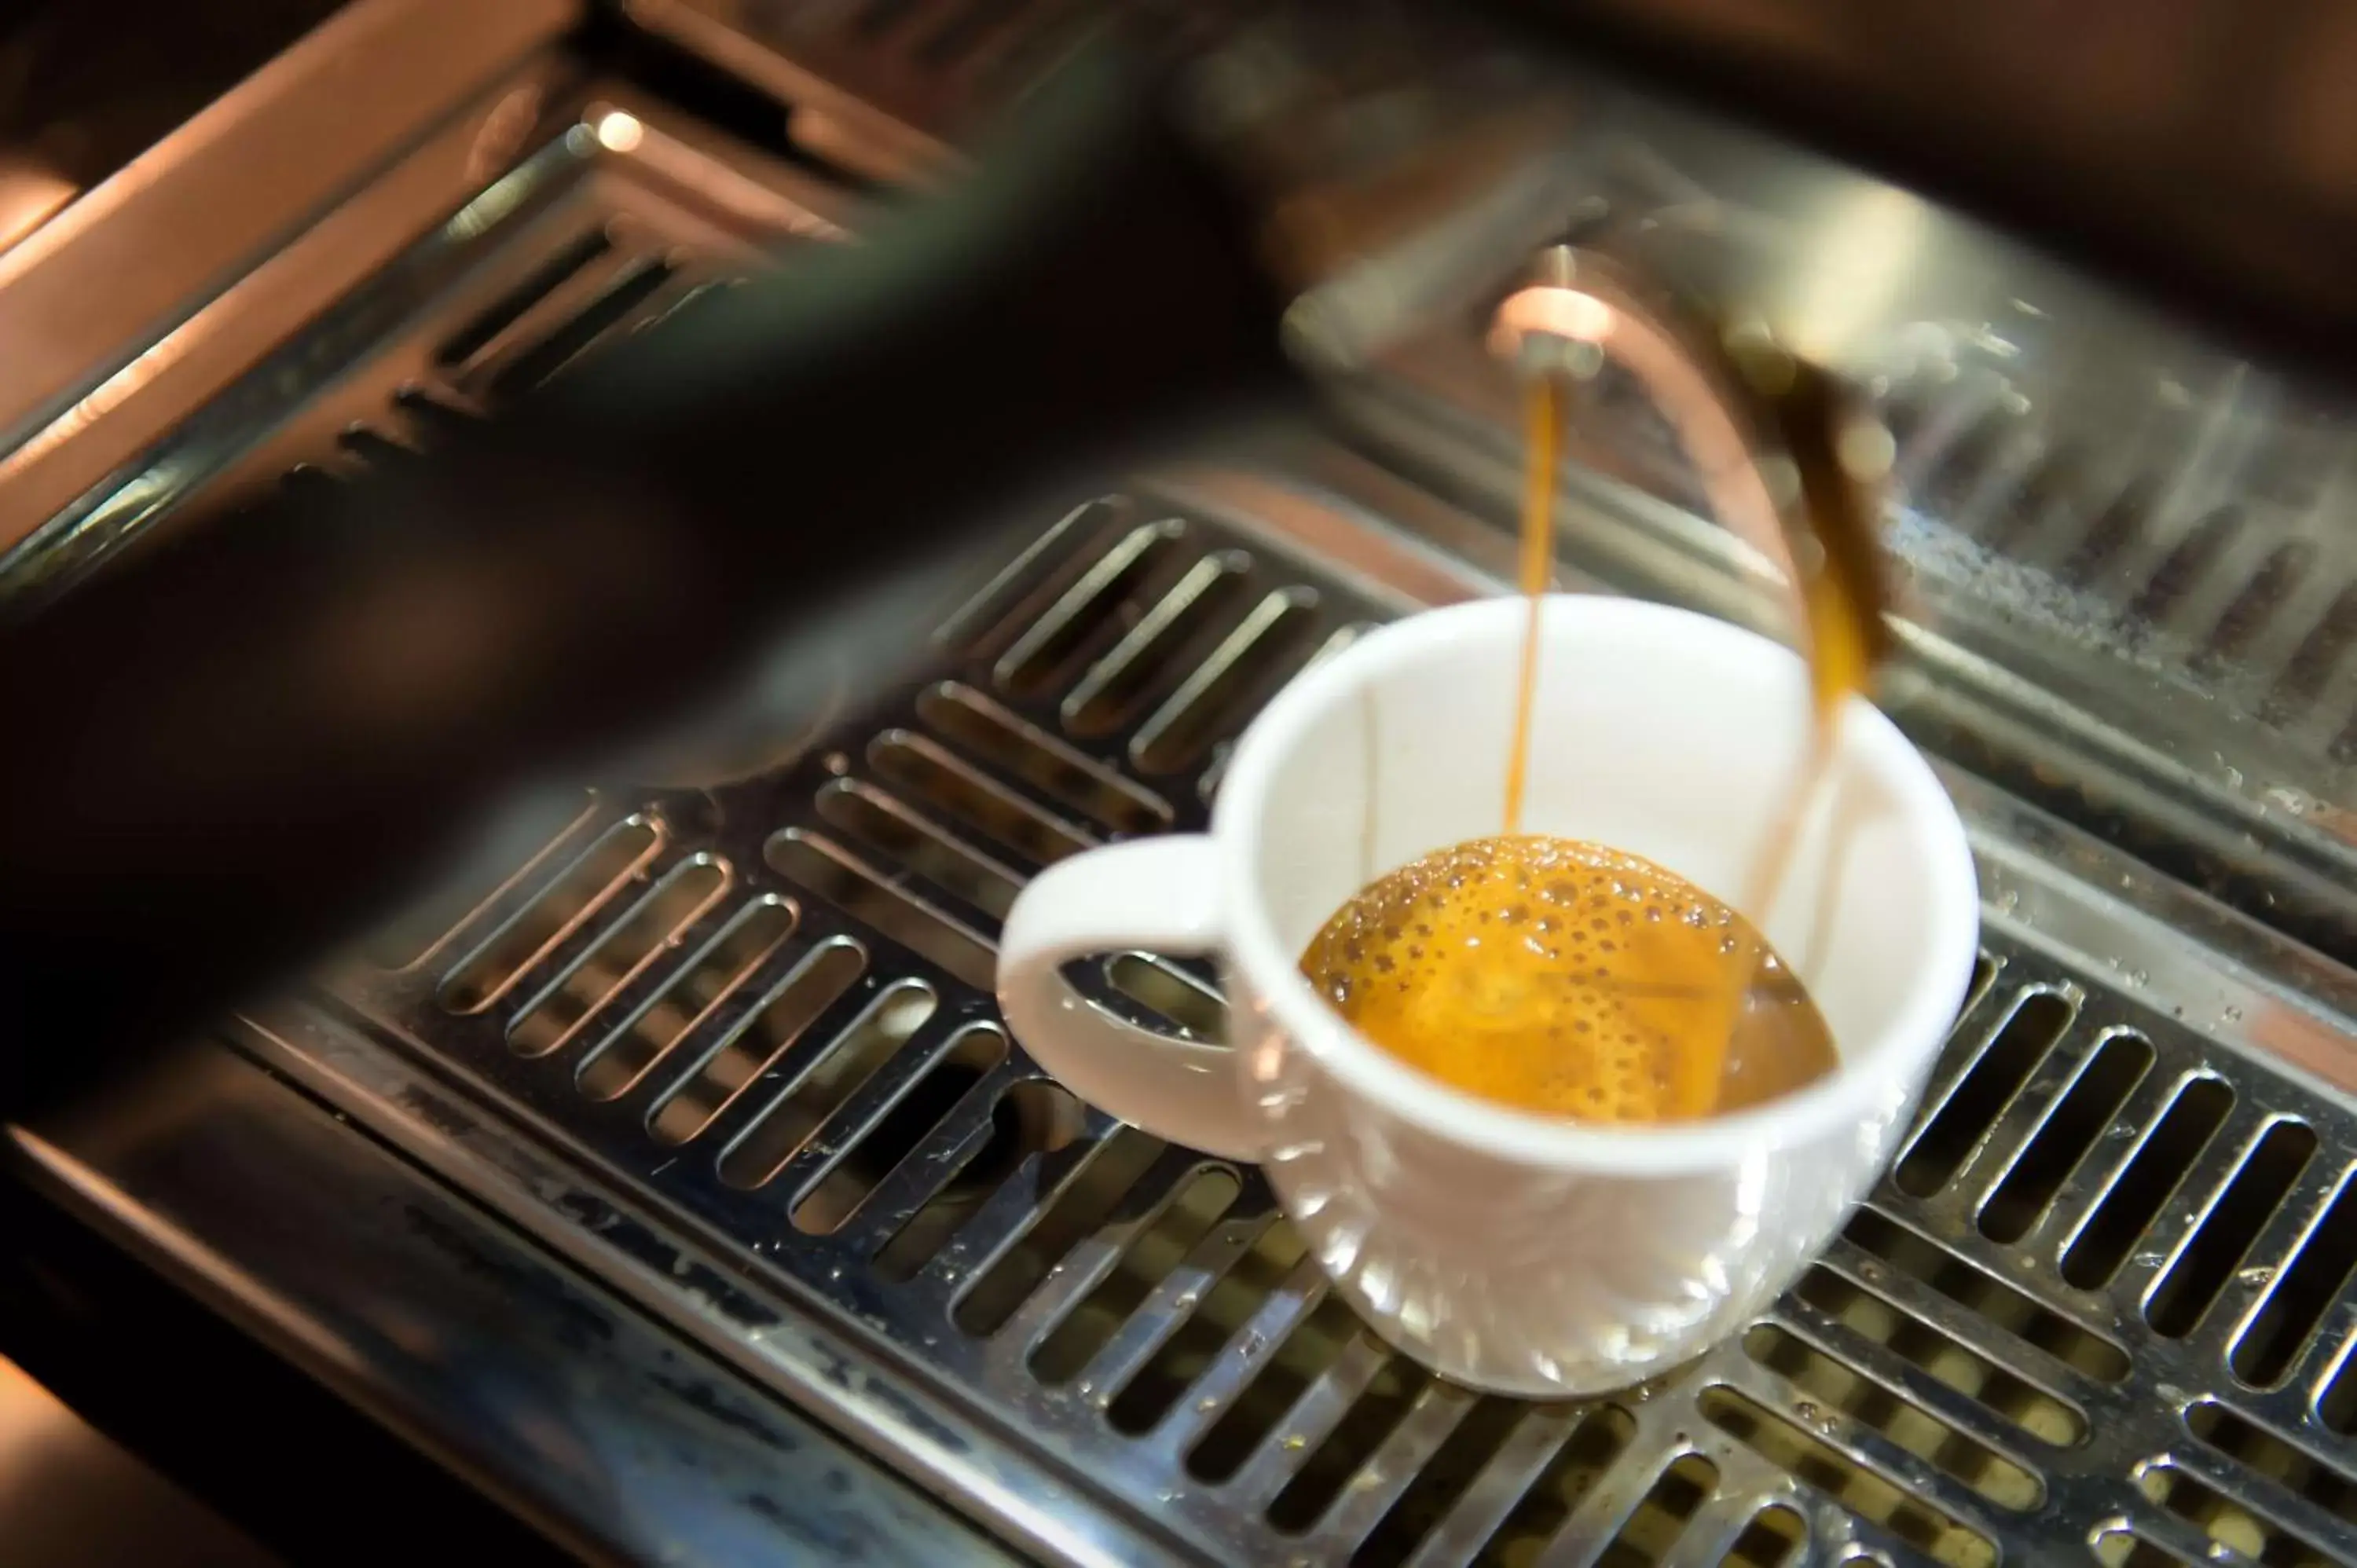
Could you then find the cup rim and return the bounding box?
[1212,593,1983,1177]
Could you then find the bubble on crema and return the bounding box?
[1299,836,1837,1124]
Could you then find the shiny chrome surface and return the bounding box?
[253,453,2357,1566]
[8,1044,1015,1567]
[0,0,578,503]
[0,90,850,603]
[621,0,1091,181]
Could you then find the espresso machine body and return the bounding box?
[2,4,2355,1563]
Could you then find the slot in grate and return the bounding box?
[1471,1404,1636,1566]
[2139,1459,2335,1566]
[2152,1119,2316,1343]
[1791,1266,2088,1447]
[2063,1075,2236,1291]
[1978,1028,2154,1244]
[1699,1385,1996,1568]
[1897,988,2077,1196]
[2185,1401,2357,1536]
[1597,1453,1717,1566]
[2230,1159,2355,1386]
[793,1023,1008,1234]
[1743,1323,2044,1510]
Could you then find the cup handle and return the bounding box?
[997,835,1263,1160]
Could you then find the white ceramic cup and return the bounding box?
[996,594,1979,1397]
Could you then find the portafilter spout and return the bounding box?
[1490,244,1896,713]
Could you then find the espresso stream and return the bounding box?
[1300,372,1868,1125]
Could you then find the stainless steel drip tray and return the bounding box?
[123,455,2357,1568]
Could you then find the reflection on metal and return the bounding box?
[8,1047,1017,1568]
[0,91,852,601]
[0,0,580,458]
[284,478,2357,1567]
[0,163,75,256]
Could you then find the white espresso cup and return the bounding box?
[997,594,1979,1397]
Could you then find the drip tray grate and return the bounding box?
[322,494,2357,1566]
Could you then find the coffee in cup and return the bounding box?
[1299,833,1835,1123]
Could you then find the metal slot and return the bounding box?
[650,938,868,1147]
[510,856,731,1058]
[1596,1453,1717,1566]
[1349,1396,1527,1568]
[765,828,994,988]
[1108,1222,1309,1434]
[1845,1209,2129,1383]
[815,778,1025,918]
[2207,543,2316,670]
[2062,1075,2237,1290]
[1187,1294,1363,1483]
[489,255,679,400]
[993,520,1185,697]
[1061,551,1252,736]
[1266,1349,1435,1534]
[938,500,1123,658]
[873,1080,1087,1282]
[1103,953,1225,1042]
[1470,1405,1637,1566]
[793,1023,1009,1234]
[2128,507,2240,621]
[577,896,797,1101]
[1743,1324,2043,1509]
[438,817,663,1013]
[1130,587,1322,775]
[2139,1460,2331,1567]
[2185,1401,2357,1535]
[436,226,614,367]
[2322,1342,2357,1435]
[2231,1161,2356,1385]
[869,731,1095,868]
[955,1129,1167,1336]
[1697,1385,1996,1568]
[1897,989,2078,1195]
[1792,1266,2087,1447]
[364,797,598,971]
[2268,584,2357,720]
[1028,1166,1241,1384]
[1978,1030,2155,1243]
[2149,1119,2315,1341]
[1975,443,2084,555]
[917,683,1168,834]
[2093,1526,2198,1566]
[1723,1504,1806,1566]
[698,967,919,1171]
[2060,479,2158,587]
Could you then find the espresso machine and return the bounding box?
[3,2,2356,1563]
